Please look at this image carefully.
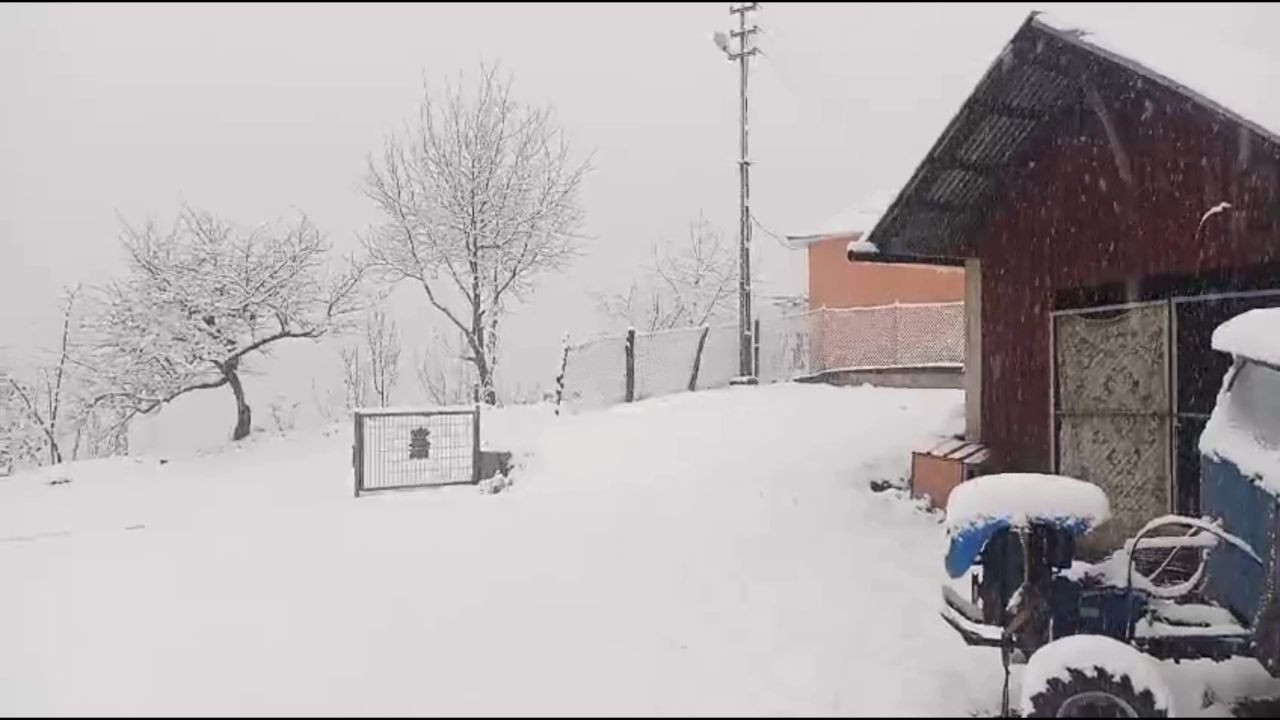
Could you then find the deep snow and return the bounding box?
[2,383,1278,715]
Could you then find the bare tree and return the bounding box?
[339,309,401,409]
[363,63,590,405]
[599,214,736,332]
[339,348,368,414]
[82,207,364,441]
[0,374,43,475]
[365,310,401,407]
[415,329,475,406]
[5,287,80,465]
[1,287,132,471]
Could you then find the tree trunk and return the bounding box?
[225,365,252,441]
[470,327,498,406]
[475,360,498,405]
[688,326,711,392]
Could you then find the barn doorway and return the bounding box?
[1050,289,1280,551]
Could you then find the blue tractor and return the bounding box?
[941,308,1280,717]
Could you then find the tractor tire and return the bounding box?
[1023,667,1167,718]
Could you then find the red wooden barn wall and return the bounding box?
[973,59,1280,471]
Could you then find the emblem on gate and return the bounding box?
[409,427,432,459]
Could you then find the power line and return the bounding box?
[750,212,793,249]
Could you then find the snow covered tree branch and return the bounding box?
[82,207,366,441]
[598,214,736,332]
[363,62,591,405]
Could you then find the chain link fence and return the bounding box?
[558,302,964,411]
[559,321,741,409]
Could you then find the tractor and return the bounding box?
[940,308,1280,717]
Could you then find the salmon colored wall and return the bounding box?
[806,233,965,310]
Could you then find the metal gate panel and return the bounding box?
[353,407,480,496]
[1053,302,1171,551]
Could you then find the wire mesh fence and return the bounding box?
[757,311,814,383]
[353,408,480,495]
[782,302,965,375]
[558,301,964,411]
[893,302,966,367]
[559,334,630,409]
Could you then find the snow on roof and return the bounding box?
[945,473,1111,534]
[786,190,897,247]
[1033,10,1280,141]
[847,239,879,256]
[1212,308,1280,367]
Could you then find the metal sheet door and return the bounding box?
[1053,302,1172,552]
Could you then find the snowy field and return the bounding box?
[2,383,1276,715]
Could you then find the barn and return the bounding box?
[865,11,1280,546]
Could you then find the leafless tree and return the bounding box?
[365,309,401,407]
[5,287,80,465]
[339,308,401,409]
[339,345,369,411]
[415,329,475,406]
[81,207,365,441]
[363,63,591,405]
[599,214,736,332]
[1,287,131,471]
[1,374,43,475]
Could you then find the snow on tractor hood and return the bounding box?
[944,474,1111,578]
[1212,308,1280,369]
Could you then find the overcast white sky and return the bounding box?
[3,2,1276,451]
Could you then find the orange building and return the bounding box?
[785,194,965,310]
[784,194,968,387]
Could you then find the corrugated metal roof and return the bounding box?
[865,10,1280,260]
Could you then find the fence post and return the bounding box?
[554,334,571,416]
[352,412,364,498]
[472,404,482,484]
[687,325,711,392]
[624,328,636,403]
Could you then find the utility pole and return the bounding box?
[718,2,760,384]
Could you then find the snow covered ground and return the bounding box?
[1,383,1276,715]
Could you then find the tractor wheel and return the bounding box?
[1020,635,1170,718]
[1023,667,1166,717]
